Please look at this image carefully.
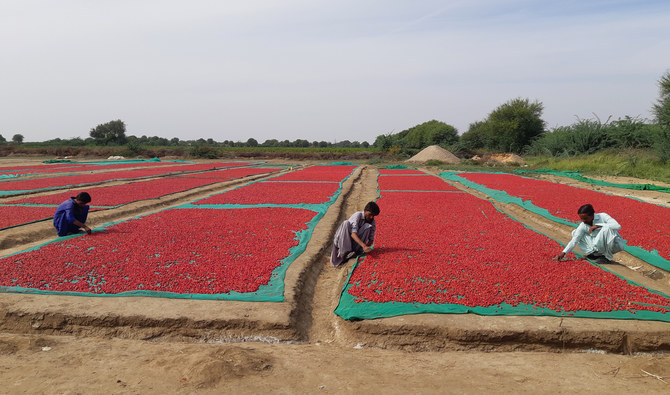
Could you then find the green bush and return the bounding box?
[528,118,611,156]
[656,128,670,163]
[607,116,658,149]
[189,145,220,159]
[460,98,546,153]
[374,120,458,151]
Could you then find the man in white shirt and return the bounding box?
[330,201,380,267]
[556,203,626,264]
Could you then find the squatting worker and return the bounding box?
[330,201,380,267]
[556,203,625,264]
[53,192,92,237]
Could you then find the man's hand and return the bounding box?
[556,252,566,261]
[363,246,372,254]
[74,220,91,235]
[588,225,601,234]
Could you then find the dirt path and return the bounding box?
[307,167,379,345]
[1,333,670,394]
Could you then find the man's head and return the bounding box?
[74,192,92,207]
[363,201,380,222]
[577,203,595,224]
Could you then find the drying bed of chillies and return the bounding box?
[176,167,281,180]
[6,167,282,207]
[0,165,278,229]
[335,172,670,321]
[378,169,425,175]
[0,161,182,177]
[0,163,85,174]
[378,175,461,191]
[0,206,72,230]
[194,181,341,205]
[269,165,357,182]
[0,208,316,297]
[453,172,670,264]
[0,162,251,195]
[1,164,357,300]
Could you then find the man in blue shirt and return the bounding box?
[53,192,92,237]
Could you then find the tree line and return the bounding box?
[0,119,372,150]
[373,70,670,162]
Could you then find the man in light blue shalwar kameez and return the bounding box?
[557,203,625,264]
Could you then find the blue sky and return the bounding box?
[1,0,669,143]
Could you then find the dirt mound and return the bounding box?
[406,145,460,164]
[471,153,525,165]
[490,153,524,164]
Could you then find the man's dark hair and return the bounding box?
[75,192,92,203]
[364,201,380,216]
[577,203,594,216]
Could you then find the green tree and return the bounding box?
[653,71,670,128]
[460,121,489,150]
[12,134,24,144]
[460,98,545,153]
[246,138,259,147]
[0,134,6,144]
[402,120,459,149]
[294,139,310,147]
[89,120,127,145]
[374,134,393,150]
[652,71,670,163]
[374,120,458,151]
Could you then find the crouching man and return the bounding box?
[556,203,625,264]
[330,201,380,267]
[53,192,92,237]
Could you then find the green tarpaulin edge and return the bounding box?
[439,171,670,272]
[0,165,359,302]
[334,176,670,321]
[515,168,670,193]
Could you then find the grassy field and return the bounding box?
[524,149,670,184]
[416,149,670,184]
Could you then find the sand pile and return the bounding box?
[406,145,460,164]
[489,153,524,165]
[470,153,525,165]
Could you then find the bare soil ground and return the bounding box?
[1,159,670,393]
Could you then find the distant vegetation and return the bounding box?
[372,71,670,164]
[374,120,458,152]
[459,98,545,153]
